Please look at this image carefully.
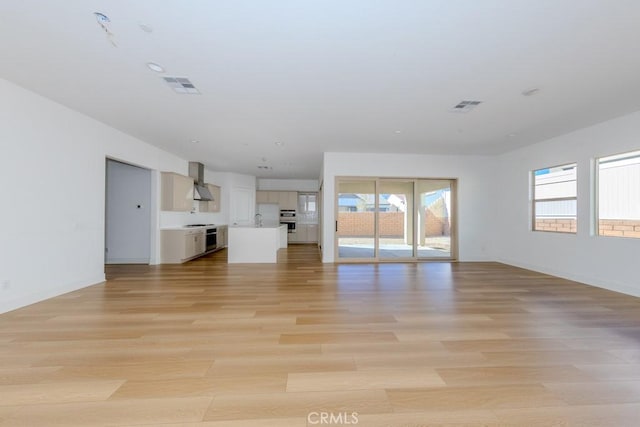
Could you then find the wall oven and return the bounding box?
[205,227,217,251]
[279,210,296,233]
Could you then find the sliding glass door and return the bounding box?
[336,177,456,262]
[337,180,376,258]
[417,179,453,258]
[378,180,415,259]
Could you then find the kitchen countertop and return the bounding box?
[230,222,283,229]
[161,224,228,231]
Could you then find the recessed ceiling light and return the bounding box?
[146,62,165,73]
[394,130,402,134]
[522,87,541,96]
[190,139,199,144]
[275,141,284,147]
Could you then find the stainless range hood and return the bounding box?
[188,162,213,201]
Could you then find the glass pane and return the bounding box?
[378,180,414,259]
[532,163,577,233]
[598,150,640,238]
[337,180,375,258]
[298,193,318,223]
[417,180,452,258]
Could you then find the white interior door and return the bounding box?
[105,159,151,264]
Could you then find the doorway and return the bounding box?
[105,159,152,264]
[336,177,456,261]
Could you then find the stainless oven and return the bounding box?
[279,210,296,233]
[205,227,217,251]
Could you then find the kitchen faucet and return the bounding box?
[254,213,263,227]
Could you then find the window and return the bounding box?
[532,163,577,233]
[298,192,318,222]
[597,149,640,238]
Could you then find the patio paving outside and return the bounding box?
[338,237,451,259]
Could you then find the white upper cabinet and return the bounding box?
[255,191,298,210]
[161,172,194,211]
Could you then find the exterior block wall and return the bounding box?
[598,219,640,238]
[337,212,451,238]
[337,212,403,237]
[535,218,640,237]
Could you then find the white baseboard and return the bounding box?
[496,258,640,298]
[105,258,149,264]
[0,274,106,314]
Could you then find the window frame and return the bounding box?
[531,162,578,234]
[595,149,640,239]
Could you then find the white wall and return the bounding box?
[258,178,319,192]
[0,78,190,313]
[495,110,640,297]
[321,152,496,263]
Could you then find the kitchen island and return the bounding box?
[227,224,287,263]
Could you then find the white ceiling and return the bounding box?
[2,1,640,179]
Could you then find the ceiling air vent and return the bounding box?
[162,77,200,94]
[451,100,482,113]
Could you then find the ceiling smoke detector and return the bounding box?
[162,77,200,94]
[450,100,482,113]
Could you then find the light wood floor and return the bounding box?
[2,245,640,426]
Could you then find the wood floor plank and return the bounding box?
[544,381,640,405]
[481,349,627,366]
[436,365,594,386]
[0,380,124,405]
[279,331,398,344]
[0,246,638,425]
[53,359,214,381]
[573,364,640,381]
[203,389,392,421]
[347,410,502,426]
[286,368,445,392]
[0,366,62,385]
[111,373,288,399]
[386,384,568,411]
[0,396,213,426]
[206,355,357,375]
[125,419,307,427]
[494,402,640,426]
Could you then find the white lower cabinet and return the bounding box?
[217,225,228,248]
[161,229,206,263]
[289,224,318,243]
[306,224,318,243]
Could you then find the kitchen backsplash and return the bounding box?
[159,202,225,228]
